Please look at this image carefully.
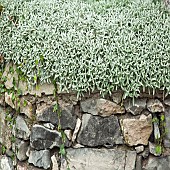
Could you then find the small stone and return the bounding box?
[5,92,15,109]
[72,118,81,143]
[164,98,170,106]
[135,146,144,153]
[149,142,161,156]
[19,98,33,119]
[30,124,69,150]
[43,123,55,130]
[28,150,51,169]
[81,98,125,117]
[17,162,44,170]
[51,155,59,170]
[64,130,72,141]
[16,140,29,161]
[147,99,164,113]
[125,151,136,170]
[0,94,5,106]
[77,114,123,147]
[164,107,170,147]
[121,114,153,146]
[124,98,147,115]
[15,116,30,140]
[0,155,14,170]
[153,116,160,140]
[111,91,123,104]
[141,147,149,159]
[72,144,85,149]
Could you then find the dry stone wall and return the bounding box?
[0,85,170,170]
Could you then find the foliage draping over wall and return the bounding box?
[0,0,170,97]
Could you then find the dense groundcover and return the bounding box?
[0,0,170,97]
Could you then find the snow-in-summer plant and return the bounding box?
[0,0,170,97]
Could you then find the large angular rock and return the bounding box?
[143,156,170,170]
[124,98,147,115]
[28,150,51,169]
[164,107,170,147]
[15,116,31,140]
[0,107,12,150]
[36,103,76,129]
[0,155,14,170]
[121,114,153,146]
[30,124,69,150]
[61,148,136,170]
[147,99,164,113]
[77,114,123,146]
[81,98,125,117]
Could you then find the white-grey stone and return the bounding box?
[16,140,29,161]
[61,148,136,170]
[0,156,14,170]
[51,155,59,170]
[143,156,170,170]
[15,116,30,140]
[72,118,81,143]
[125,151,136,170]
[153,116,160,140]
[164,107,170,147]
[64,130,72,141]
[149,142,161,156]
[164,98,170,106]
[124,98,147,115]
[28,150,51,169]
[135,146,144,154]
[147,99,164,113]
[43,123,55,130]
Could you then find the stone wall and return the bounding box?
[0,87,170,170]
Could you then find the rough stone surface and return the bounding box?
[164,107,170,147]
[5,92,15,109]
[30,124,69,150]
[121,114,153,146]
[143,156,170,170]
[16,140,29,161]
[43,123,55,130]
[15,116,31,140]
[20,98,33,119]
[0,107,12,149]
[64,130,72,141]
[0,94,5,106]
[72,118,81,142]
[77,114,123,147]
[136,156,142,170]
[124,98,147,115]
[111,91,123,104]
[0,155,14,170]
[36,103,76,129]
[28,150,51,169]
[17,162,44,170]
[135,146,144,153]
[164,98,170,106]
[153,116,160,140]
[81,98,125,117]
[125,151,136,170]
[147,99,164,113]
[61,148,126,170]
[51,155,59,170]
[149,142,161,156]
